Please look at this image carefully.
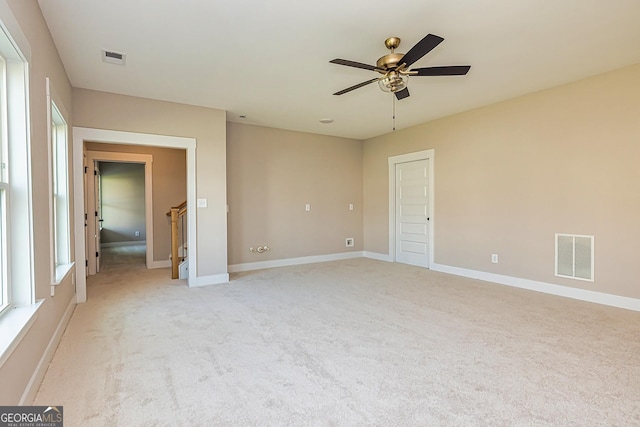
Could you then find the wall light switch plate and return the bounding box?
[197,198,208,208]
[491,254,499,263]
[305,204,311,212]
[349,203,354,211]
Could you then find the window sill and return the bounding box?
[0,299,44,369]
[52,262,75,286]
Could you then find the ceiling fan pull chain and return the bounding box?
[392,95,396,131]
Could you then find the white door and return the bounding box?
[94,162,102,272]
[83,155,89,277]
[395,159,429,267]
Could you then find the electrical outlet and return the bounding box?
[346,238,354,247]
[135,231,140,237]
[491,254,499,263]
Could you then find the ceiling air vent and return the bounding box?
[102,49,126,65]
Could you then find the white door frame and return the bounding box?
[388,149,435,267]
[73,127,197,303]
[85,151,154,275]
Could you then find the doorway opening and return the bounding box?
[97,161,147,271]
[73,127,197,303]
[85,151,153,275]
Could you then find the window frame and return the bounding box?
[0,1,43,371]
[0,53,8,314]
[47,77,72,285]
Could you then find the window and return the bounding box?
[0,54,7,313]
[47,79,71,283]
[0,2,38,344]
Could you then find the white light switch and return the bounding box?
[197,198,207,208]
[305,204,311,212]
[349,203,354,211]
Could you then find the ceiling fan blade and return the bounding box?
[411,65,471,76]
[333,78,379,95]
[394,88,410,100]
[330,58,380,72]
[399,34,444,68]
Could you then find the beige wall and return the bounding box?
[1,0,75,404]
[73,89,227,277]
[227,122,363,265]
[87,143,187,260]
[363,63,640,299]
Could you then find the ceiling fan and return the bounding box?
[330,34,471,100]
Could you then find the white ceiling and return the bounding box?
[37,0,640,140]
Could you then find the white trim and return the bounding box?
[363,251,393,262]
[189,273,230,287]
[73,127,196,303]
[46,78,71,285]
[388,150,435,268]
[431,263,640,312]
[19,296,75,405]
[86,151,153,275]
[228,251,364,273]
[0,1,32,62]
[51,262,74,287]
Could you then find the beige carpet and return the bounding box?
[34,246,640,425]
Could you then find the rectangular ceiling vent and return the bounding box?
[555,234,594,282]
[102,49,126,65]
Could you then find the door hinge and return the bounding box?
[84,166,87,173]
[96,251,99,257]
[85,260,88,267]
[84,213,88,220]
[95,211,98,217]
[94,170,97,176]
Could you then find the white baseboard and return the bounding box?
[20,295,76,405]
[100,241,145,248]
[228,251,365,273]
[229,249,640,312]
[431,263,640,312]
[148,260,171,269]
[363,251,393,262]
[189,273,230,288]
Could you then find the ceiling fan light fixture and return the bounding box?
[378,72,408,93]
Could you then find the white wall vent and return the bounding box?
[555,234,594,282]
[102,49,126,65]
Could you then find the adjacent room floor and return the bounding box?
[34,252,640,425]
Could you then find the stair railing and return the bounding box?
[166,201,187,279]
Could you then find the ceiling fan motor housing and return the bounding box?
[376,53,404,71]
